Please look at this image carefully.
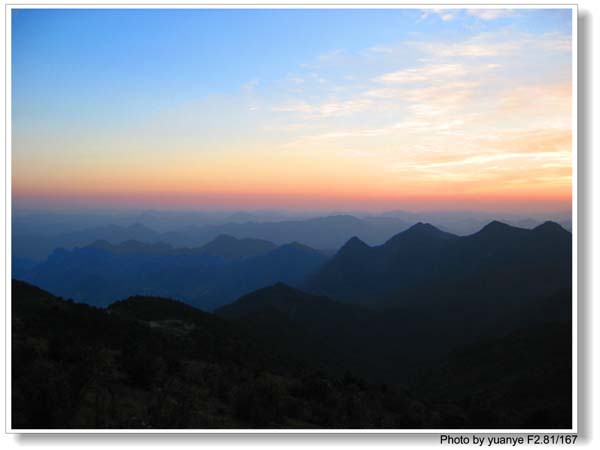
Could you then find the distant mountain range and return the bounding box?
[307,220,571,311]
[158,215,412,250]
[12,215,409,261]
[16,235,327,310]
[14,219,572,319]
[12,223,161,262]
[12,211,572,262]
[377,209,571,236]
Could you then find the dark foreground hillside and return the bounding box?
[12,280,571,429]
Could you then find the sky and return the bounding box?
[11,8,573,213]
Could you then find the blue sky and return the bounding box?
[12,8,571,128]
[12,8,573,212]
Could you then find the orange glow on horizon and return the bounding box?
[12,181,572,214]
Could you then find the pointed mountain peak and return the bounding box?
[382,222,455,248]
[533,221,569,235]
[480,220,514,232]
[393,222,454,240]
[474,220,528,238]
[347,235,366,244]
[406,222,440,233]
[215,283,338,319]
[109,295,209,322]
[333,236,371,260]
[342,236,370,250]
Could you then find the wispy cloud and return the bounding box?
[467,9,516,21]
[242,79,259,92]
[494,83,572,128]
[374,64,467,84]
[419,9,460,22]
[273,98,372,118]
[420,41,515,58]
[416,30,570,59]
[272,100,314,114]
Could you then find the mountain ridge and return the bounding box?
[307,220,571,306]
[18,236,328,310]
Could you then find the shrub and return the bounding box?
[233,376,286,427]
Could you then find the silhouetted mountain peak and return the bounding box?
[344,236,369,249]
[533,221,569,235]
[385,222,454,245]
[109,295,210,322]
[484,220,510,229]
[406,222,442,234]
[215,283,341,320]
[281,241,305,249]
[475,220,526,238]
[216,283,300,318]
[334,236,371,259]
